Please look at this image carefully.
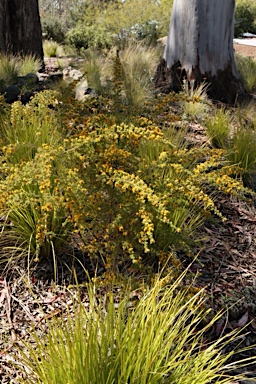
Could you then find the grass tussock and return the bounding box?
[182,81,211,120]
[16,275,249,384]
[43,39,64,58]
[0,53,41,89]
[235,54,256,93]
[206,108,232,149]
[82,42,159,109]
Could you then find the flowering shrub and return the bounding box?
[0,88,248,277]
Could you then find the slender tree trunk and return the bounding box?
[0,1,10,53]
[0,0,44,68]
[154,0,247,104]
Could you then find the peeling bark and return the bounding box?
[154,0,248,104]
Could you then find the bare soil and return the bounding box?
[234,42,256,57]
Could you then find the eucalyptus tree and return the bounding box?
[0,0,44,65]
[154,0,247,104]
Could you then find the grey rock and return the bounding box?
[157,36,168,47]
[62,66,72,80]
[37,72,50,82]
[84,87,97,97]
[69,69,83,81]
[63,66,83,81]
[75,79,89,101]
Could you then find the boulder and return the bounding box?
[4,85,20,103]
[25,72,39,84]
[17,73,39,86]
[157,36,167,47]
[63,66,83,81]
[75,79,89,101]
[21,91,35,105]
[47,72,63,83]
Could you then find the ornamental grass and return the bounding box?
[15,274,251,384]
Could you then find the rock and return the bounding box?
[84,87,97,97]
[157,36,167,47]
[47,72,63,83]
[69,69,83,81]
[62,66,71,80]
[21,91,35,105]
[63,66,83,81]
[25,72,39,84]
[17,73,39,86]
[3,85,20,103]
[37,72,50,82]
[75,79,89,100]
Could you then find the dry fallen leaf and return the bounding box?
[237,311,249,328]
[0,288,7,304]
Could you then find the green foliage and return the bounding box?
[235,54,256,93]
[204,100,256,187]
[0,53,19,89]
[103,0,172,44]
[81,48,113,97]
[82,43,159,111]
[43,40,63,58]
[40,0,173,53]
[0,91,62,163]
[67,23,114,51]
[227,127,256,177]
[118,19,161,46]
[0,91,66,261]
[0,53,41,90]
[182,82,211,121]
[0,88,245,274]
[206,108,231,149]
[41,15,68,43]
[16,276,247,384]
[118,42,159,107]
[235,0,256,37]
[17,54,42,76]
[66,0,172,51]
[0,42,253,276]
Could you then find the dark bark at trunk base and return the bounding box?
[154,58,250,105]
[0,0,44,71]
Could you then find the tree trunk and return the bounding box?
[154,0,247,104]
[0,0,44,68]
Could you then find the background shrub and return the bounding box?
[41,15,68,43]
[235,0,256,37]
[67,23,114,51]
[0,53,41,90]
[235,54,256,93]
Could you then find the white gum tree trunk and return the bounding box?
[154,0,247,104]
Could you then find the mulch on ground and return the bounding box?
[1,53,256,383]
